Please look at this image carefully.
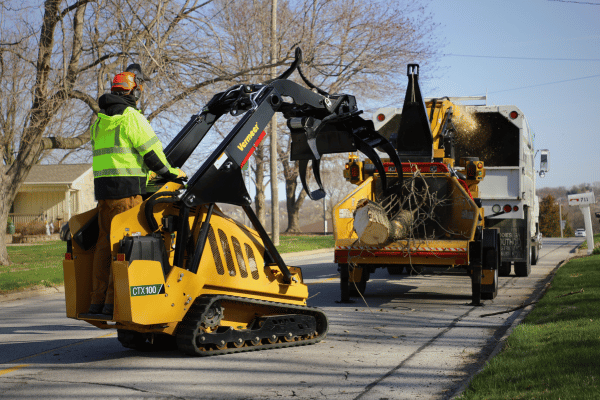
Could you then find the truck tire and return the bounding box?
[531,244,538,266]
[499,262,511,277]
[514,250,531,277]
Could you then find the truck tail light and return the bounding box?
[509,111,518,119]
[466,164,476,179]
[377,113,385,122]
[65,253,72,260]
[513,205,519,212]
[503,204,512,213]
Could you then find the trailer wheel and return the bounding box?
[499,262,511,277]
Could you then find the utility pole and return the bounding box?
[323,197,327,234]
[270,0,279,245]
[559,203,563,238]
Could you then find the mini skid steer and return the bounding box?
[62,49,403,356]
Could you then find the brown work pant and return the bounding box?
[90,195,143,305]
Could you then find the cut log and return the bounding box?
[353,199,414,245]
[353,200,391,245]
[389,210,414,241]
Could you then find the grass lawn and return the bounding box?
[275,234,335,253]
[0,235,334,294]
[2,241,66,293]
[457,254,600,399]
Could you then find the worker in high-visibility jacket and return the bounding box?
[88,64,185,315]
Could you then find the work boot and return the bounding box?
[101,303,114,315]
[88,304,103,314]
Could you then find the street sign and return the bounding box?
[568,192,595,206]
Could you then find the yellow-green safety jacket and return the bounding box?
[91,107,177,200]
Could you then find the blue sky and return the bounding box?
[418,0,600,189]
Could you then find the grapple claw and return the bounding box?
[351,122,403,196]
[299,159,326,200]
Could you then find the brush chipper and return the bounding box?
[333,65,501,305]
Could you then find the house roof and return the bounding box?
[23,163,92,185]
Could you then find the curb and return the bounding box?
[0,285,64,303]
[282,247,333,259]
[450,253,576,399]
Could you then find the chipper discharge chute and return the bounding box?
[333,64,501,305]
[62,48,402,355]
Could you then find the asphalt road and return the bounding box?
[0,238,581,399]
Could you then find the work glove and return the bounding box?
[163,168,187,182]
[148,168,187,182]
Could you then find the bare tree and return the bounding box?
[0,0,292,265]
[277,0,441,232]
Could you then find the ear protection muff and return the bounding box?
[125,63,150,101]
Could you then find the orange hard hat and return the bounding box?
[111,72,138,92]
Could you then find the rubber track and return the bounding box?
[175,294,329,356]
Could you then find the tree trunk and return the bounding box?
[0,170,23,265]
[284,173,306,233]
[0,192,11,266]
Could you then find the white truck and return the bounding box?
[374,98,548,277]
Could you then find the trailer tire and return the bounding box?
[499,262,511,277]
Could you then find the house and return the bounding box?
[10,164,96,228]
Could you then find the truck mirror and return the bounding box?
[539,149,549,177]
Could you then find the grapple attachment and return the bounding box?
[163,48,402,204]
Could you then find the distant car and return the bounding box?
[575,229,586,237]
